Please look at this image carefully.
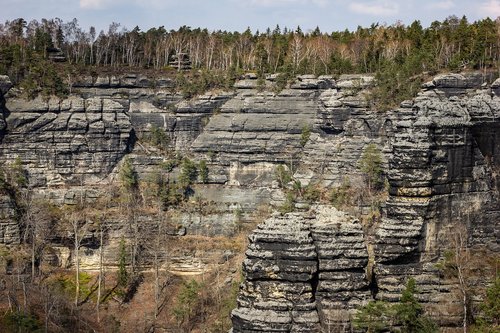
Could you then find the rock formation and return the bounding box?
[0,72,498,331]
[231,73,499,332]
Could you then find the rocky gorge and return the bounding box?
[0,71,498,332]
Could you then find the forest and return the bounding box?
[0,15,499,105]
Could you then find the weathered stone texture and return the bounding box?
[0,73,498,331]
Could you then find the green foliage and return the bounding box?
[279,191,295,214]
[2,311,42,333]
[160,182,185,209]
[173,278,202,326]
[159,157,180,172]
[119,157,138,191]
[176,69,229,98]
[300,124,311,147]
[146,125,170,150]
[179,158,198,186]
[275,164,292,188]
[359,143,383,193]
[52,272,93,300]
[8,156,28,189]
[370,58,424,111]
[354,278,438,333]
[274,72,292,92]
[256,76,266,92]
[394,278,425,332]
[472,277,500,332]
[303,183,321,203]
[198,160,209,183]
[1,17,500,106]
[330,179,352,209]
[353,301,392,333]
[117,238,129,288]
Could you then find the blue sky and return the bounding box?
[1,0,498,34]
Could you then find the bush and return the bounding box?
[2,311,42,333]
[275,164,292,188]
[147,125,170,150]
[354,278,438,333]
[472,277,500,332]
[279,192,295,214]
[330,179,352,208]
[198,160,209,183]
[300,124,311,147]
[359,143,383,193]
[173,279,202,326]
[117,238,129,288]
[119,157,138,191]
[353,301,392,333]
[179,158,198,186]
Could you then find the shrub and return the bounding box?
[2,311,42,333]
[147,125,169,150]
[117,238,129,288]
[330,179,352,208]
[173,279,202,326]
[279,192,295,214]
[198,160,209,183]
[179,158,198,186]
[119,157,138,191]
[359,143,383,193]
[354,278,438,333]
[300,124,311,147]
[275,164,292,188]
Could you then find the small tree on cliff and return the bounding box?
[436,224,496,333]
[472,277,500,332]
[359,143,383,195]
[119,157,138,192]
[354,278,437,333]
[119,157,141,272]
[393,278,438,333]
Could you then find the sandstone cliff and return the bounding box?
[0,72,498,331]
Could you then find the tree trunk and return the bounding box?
[74,221,80,307]
[97,226,104,322]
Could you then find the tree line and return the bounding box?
[1,15,500,104]
[1,16,499,74]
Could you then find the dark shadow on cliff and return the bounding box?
[126,128,138,153]
[0,94,11,144]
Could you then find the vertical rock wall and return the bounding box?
[232,73,500,332]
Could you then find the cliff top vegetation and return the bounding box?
[1,15,499,106]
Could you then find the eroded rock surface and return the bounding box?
[231,73,500,332]
[0,73,498,330]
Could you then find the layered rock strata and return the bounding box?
[232,73,500,331]
[0,72,498,330]
[231,206,369,332]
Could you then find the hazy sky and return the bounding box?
[2,0,499,34]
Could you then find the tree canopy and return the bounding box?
[1,16,499,102]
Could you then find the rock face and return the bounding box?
[0,72,498,330]
[231,206,369,332]
[374,73,500,325]
[232,213,320,332]
[2,96,132,186]
[231,73,500,332]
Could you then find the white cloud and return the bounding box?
[249,0,327,7]
[80,0,173,10]
[427,0,455,10]
[348,0,399,16]
[79,0,121,9]
[478,0,500,18]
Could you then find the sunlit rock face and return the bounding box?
[0,73,498,331]
[231,73,500,332]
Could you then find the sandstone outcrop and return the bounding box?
[0,72,498,330]
[231,206,370,332]
[231,73,500,332]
